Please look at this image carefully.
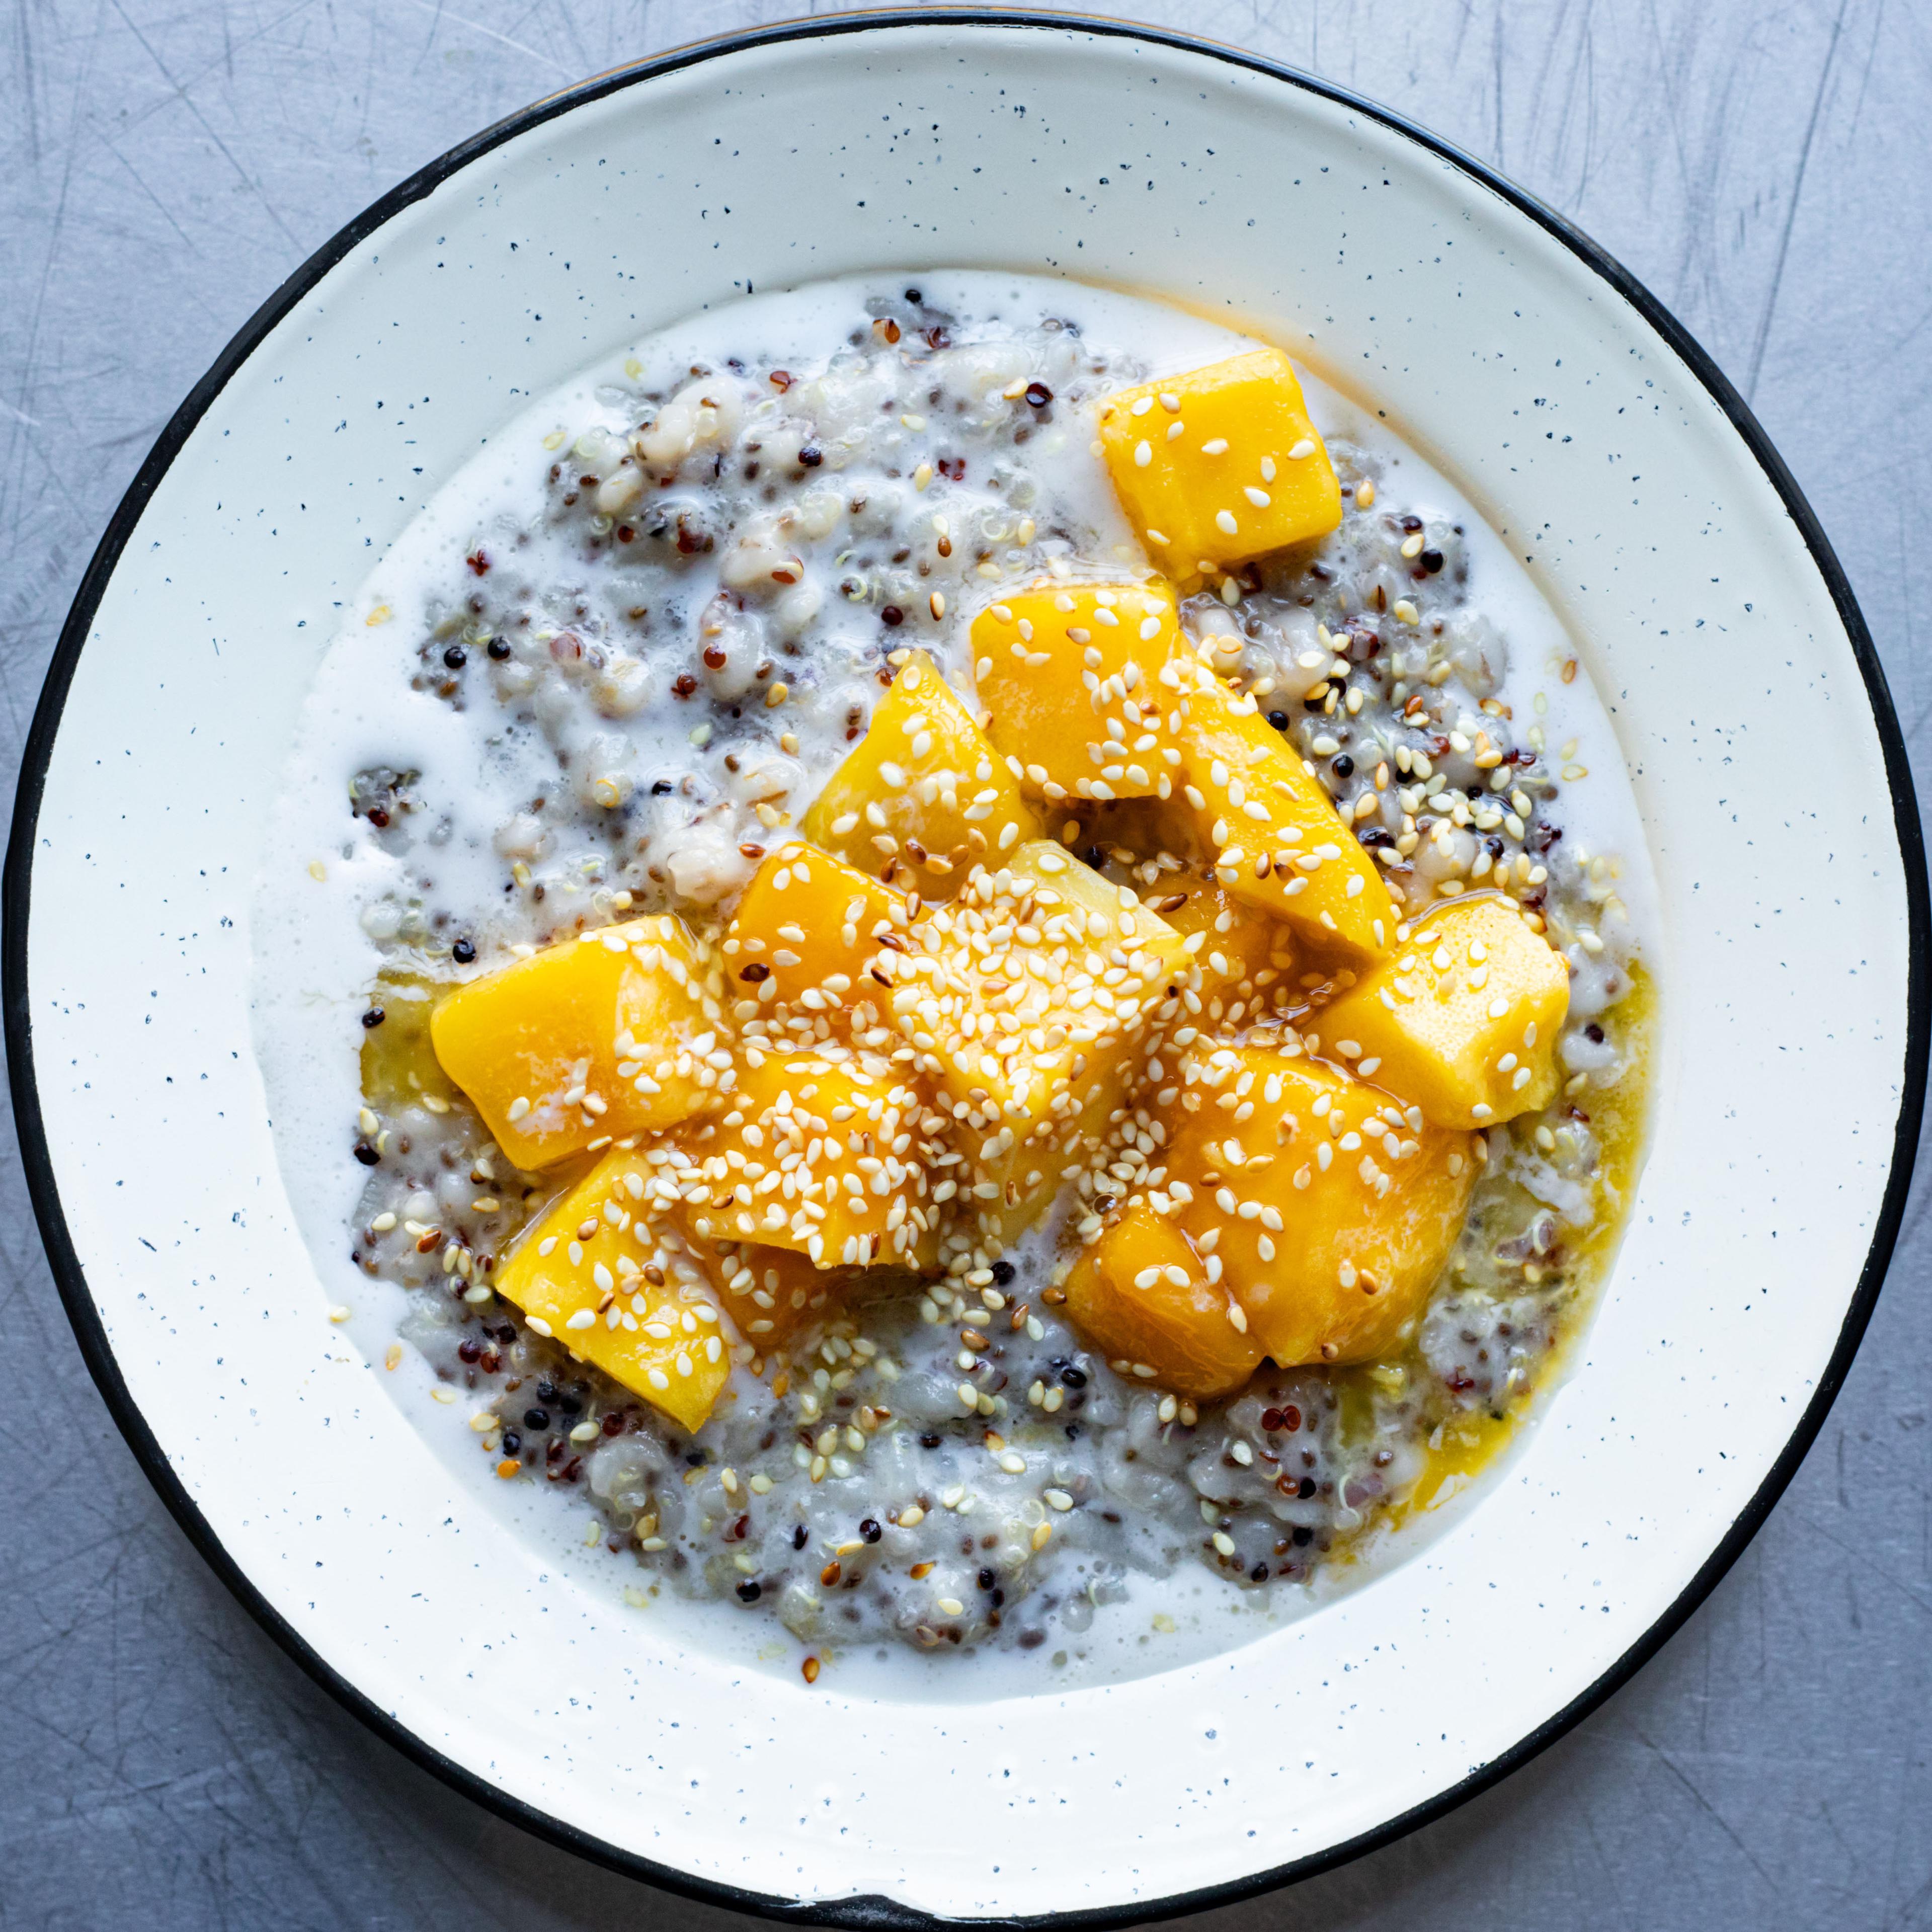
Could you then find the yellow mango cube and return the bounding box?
[724,843,909,1015]
[1065,1203,1262,1400]
[676,1225,852,1350]
[430,917,724,1169]
[495,1149,733,1434]
[680,1045,946,1268]
[891,843,1187,1211]
[971,580,1181,802]
[957,1057,1129,1253]
[1315,894,1570,1128]
[1097,350,1341,584]
[801,651,1040,896]
[897,843,1187,1250]
[1170,662,1394,960]
[1163,1045,1477,1365]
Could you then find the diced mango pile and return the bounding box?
[420,346,1571,1432]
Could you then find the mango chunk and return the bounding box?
[677,1226,852,1350]
[972,580,1181,802]
[961,1057,1129,1253]
[801,651,1041,896]
[891,843,1187,1235]
[724,843,909,1016]
[1097,350,1341,584]
[1158,879,1297,995]
[430,917,723,1168]
[496,1149,733,1434]
[1065,1203,1262,1399]
[1163,1045,1477,1365]
[1315,894,1570,1128]
[681,1045,946,1268]
[1170,663,1394,959]
[910,844,1187,1247]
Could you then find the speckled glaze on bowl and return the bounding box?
[7,15,1922,1925]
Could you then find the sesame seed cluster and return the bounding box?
[335,282,1648,1662]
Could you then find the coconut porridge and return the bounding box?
[253,271,1653,1683]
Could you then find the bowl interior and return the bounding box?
[12,19,1917,1922]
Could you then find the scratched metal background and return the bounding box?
[3,3,1927,1927]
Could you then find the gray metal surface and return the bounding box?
[3,3,1926,1926]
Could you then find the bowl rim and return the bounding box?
[6,10,1924,1925]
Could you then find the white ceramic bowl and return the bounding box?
[8,16,1923,1923]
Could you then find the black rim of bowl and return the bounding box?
[5,12,1925,1927]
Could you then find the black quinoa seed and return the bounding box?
[736,1580,762,1603]
[1060,1365,1087,1388]
[442,644,467,669]
[1024,381,1053,408]
[1586,1022,1605,1043]
[991,1260,1016,1286]
[1420,547,1444,573]
[798,447,823,467]
[361,1007,385,1029]
[791,1523,809,1550]
[352,1140,379,1166]
[860,1518,882,1544]
[880,605,905,627]
[502,1431,521,1455]
[1293,1525,1315,1547]
[487,636,512,660]
[1299,1475,1317,1499]
[920,1432,942,1448]
[523,1408,550,1432]
[651,778,674,794]
[1332,754,1354,779]
[1267,710,1291,732]
[452,938,476,964]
